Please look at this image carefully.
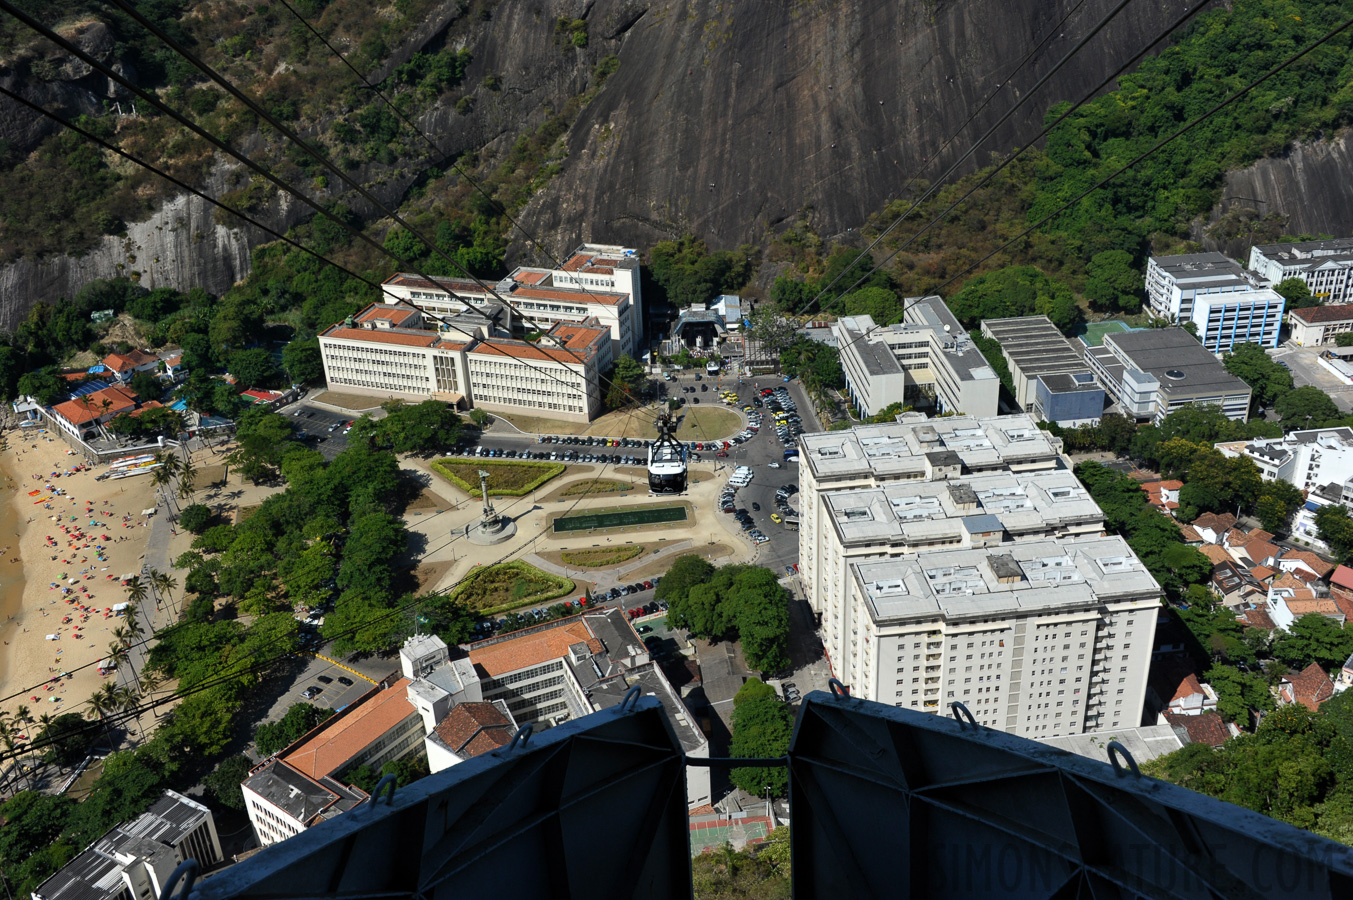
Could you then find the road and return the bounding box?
[1269,342,1353,413]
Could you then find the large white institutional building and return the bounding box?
[318,301,612,422]
[1144,252,1286,352]
[797,414,1160,738]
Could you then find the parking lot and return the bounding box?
[286,403,355,459]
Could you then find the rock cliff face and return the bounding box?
[512,0,1186,256]
[1,0,1189,318]
[1201,130,1353,259]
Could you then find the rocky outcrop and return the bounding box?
[2,0,1187,320]
[513,0,1186,255]
[1201,130,1353,259]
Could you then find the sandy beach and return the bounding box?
[0,428,159,732]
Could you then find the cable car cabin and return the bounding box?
[648,414,688,494]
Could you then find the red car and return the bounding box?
[643,581,654,590]
[716,450,728,457]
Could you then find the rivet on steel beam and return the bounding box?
[619,684,643,712]
[1107,741,1141,778]
[828,678,851,698]
[159,859,198,900]
[507,722,535,751]
[949,701,977,726]
[367,773,397,808]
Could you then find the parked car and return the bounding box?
[337,676,353,686]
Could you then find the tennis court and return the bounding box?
[688,815,773,854]
[553,504,688,533]
[1079,320,1139,347]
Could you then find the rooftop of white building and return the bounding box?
[851,536,1160,625]
[800,414,1063,481]
[1150,252,1259,290]
[823,469,1102,547]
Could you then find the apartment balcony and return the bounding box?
[185,693,1353,900]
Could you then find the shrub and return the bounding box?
[559,546,643,567]
[430,458,564,496]
[180,504,214,534]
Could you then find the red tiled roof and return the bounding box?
[433,702,514,758]
[1273,572,1314,592]
[1142,480,1183,491]
[323,326,439,347]
[470,618,601,678]
[1333,565,1353,590]
[126,401,164,417]
[1331,593,1353,622]
[1177,522,1203,543]
[1242,607,1277,630]
[561,253,591,272]
[1171,673,1205,703]
[383,273,480,292]
[1199,544,1232,565]
[1283,663,1335,711]
[1192,511,1237,533]
[357,305,420,325]
[1165,711,1231,747]
[549,321,610,350]
[1250,565,1278,582]
[1240,539,1280,565]
[283,679,418,779]
[469,339,594,365]
[1289,303,1353,324]
[102,349,158,373]
[1281,549,1336,578]
[52,385,139,425]
[511,286,625,306]
[515,271,548,285]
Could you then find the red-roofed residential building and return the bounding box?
[1276,548,1336,581]
[1266,585,1346,631]
[1141,480,1183,514]
[49,384,140,439]
[101,349,161,382]
[1164,711,1235,747]
[1332,566,1353,604]
[1280,663,1335,711]
[424,701,518,770]
[1166,673,1219,716]
[1190,512,1236,544]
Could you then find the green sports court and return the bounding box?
[552,504,688,533]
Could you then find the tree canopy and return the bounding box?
[660,558,791,674]
[1222,342,1293,410]
[729,678,794,798]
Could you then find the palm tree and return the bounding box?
[122,613,144,642]
[115,685,143,744]
[0,722,20,795]
[124,575,149,611]
[178,458,196,500]
[86,683,120,751]
[140,671,166,720]
[151,569,179,617]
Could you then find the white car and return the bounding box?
[767,461,782,469]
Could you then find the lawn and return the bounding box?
[673,406,741,440]
[431,458,565,496]
[450,561,576,614]
[559,546,644,567]
[561,479,631,497]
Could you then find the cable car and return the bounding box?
[647,413,687,494]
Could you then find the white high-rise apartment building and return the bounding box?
[848,538,1159,736]
[1144,252,1286,352]
[798,417,1160,738]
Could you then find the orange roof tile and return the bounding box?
[383,273,480,292]
[433,702,514,758]
[1199,544,1232,565]
[1241,540,1280,565]
[283,679,418,779]
[1242,607,1277,630]
[1283,663,1335,711]
[1281,549,1336,578]
[52,385,139,425]
[1250,565,1278,582]
[1332,593,1353,622]
[1177,522,1203,543]
[357,306,420,325]
[470,619,601,678]
[102,349,158,373]
[1171,673,1205,703]
[1165,711,1231,747]
[469,339,593,365]
[1282,597,1339,618]
[515,271,548,285]
[323,326,439,347]
[512,286,625,306]
[1273,572,1313,592]
[1192,512,1237,533]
